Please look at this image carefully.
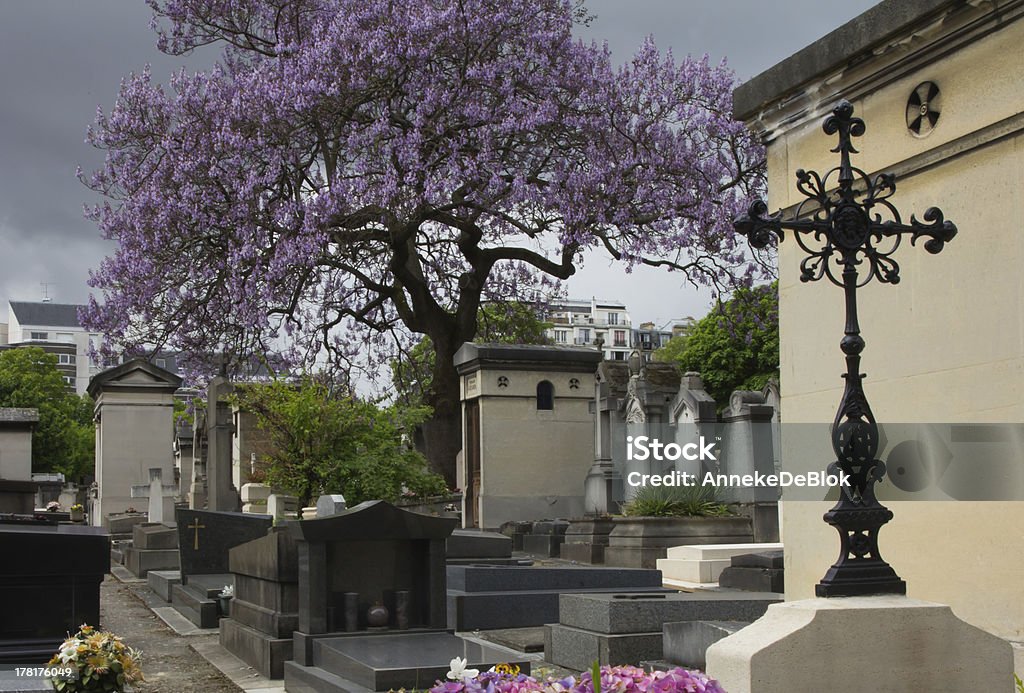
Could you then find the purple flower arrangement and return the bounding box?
[431,664,726,693]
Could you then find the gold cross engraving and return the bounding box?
[188,519,205,550]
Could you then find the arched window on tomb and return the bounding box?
[536,380,554,410]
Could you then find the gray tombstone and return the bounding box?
[315,494,347,517]
[130,468,177,524]
[205,372,239,511]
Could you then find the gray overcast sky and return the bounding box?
[0,0,878,328]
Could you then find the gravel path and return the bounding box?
[98,575,237,693]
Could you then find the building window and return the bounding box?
[156,358,166,369]
[554,330,568,343]
[578,328,590,344]
[57,354,76,365]
[536,381,554,410]
[607,313,618,325]
[29,331,48,340]
[62,376,74,386]
[614,330,627,347]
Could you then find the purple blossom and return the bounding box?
[81,0,766,479]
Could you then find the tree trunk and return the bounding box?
[421,343,463,489]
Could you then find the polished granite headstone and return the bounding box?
[285,501,471,692]
[0,520,109,664]
[171,509,272,628]
[174,509,272,581]
[219,527,298,678]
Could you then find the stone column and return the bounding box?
[205,375,239,511]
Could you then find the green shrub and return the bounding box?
[621,484,731,518]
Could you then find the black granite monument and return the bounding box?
[219,527,298,678]
[171,508,272,628]
[284,501,529,692]
[0,519,109,664]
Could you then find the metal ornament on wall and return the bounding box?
[906,81,941,137]
[734,99,956,598]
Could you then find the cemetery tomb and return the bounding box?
[447,564,667,631]
[604,516,754,569]
[657,542,783,588]
[520,519,570,557]
[123,521,179,578]
[454,343,601,528]
[445,528,514,564]
[0,519,109,664]
[558,518,615,564]
[219,527,298,678]
[717,551,784,593]
[88,360,180,524]
[171,508,272,628]
[284,500,528,692]
[544,591,780,672]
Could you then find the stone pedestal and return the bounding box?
[705,596,1014,693]
[559,518,615,564]
[124,522,179,577]
[241,483,270,514]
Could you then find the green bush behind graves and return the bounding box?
[655,282,779,408]
[621,484,731,518]
[233,376,447,507]
[0,347,94,480]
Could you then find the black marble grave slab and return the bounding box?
[0,522,109,664]
[287,632,530,692]
[174,509,271,583]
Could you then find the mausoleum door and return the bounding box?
[465,398,481,527]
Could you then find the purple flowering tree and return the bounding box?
[81,0,766,485]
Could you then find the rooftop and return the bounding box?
[733,0,955,119]
[9,301,86,329]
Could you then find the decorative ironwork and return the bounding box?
[734,99,956,597]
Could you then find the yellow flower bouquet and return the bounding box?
[47,624,144,692]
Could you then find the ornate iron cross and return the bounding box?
[734,100,956,597]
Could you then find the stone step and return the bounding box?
[448,586,669,630]
[220,616,293,679]
[558,592,781,634]
[655,557,732,584]
[665,543,783,561]
[284,659,373,693]
[663,620,748,670]
[147,569,181,602]
[171,582,221,628]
